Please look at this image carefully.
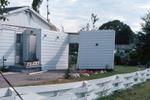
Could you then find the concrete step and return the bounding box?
[8,66,41,73]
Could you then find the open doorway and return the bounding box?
[15,34,23,65]
[69,43,79,69]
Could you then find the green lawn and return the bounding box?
[38,65,142,85]
[99,80,150,100]
[80,65,142,80]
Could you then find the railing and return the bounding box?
[0,68,150,100]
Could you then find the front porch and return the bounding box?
[13,28,42,72]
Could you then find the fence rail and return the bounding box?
[0,68,150,100]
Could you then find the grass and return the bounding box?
[99,80,150,100]
[38,65,141,85]
[80,65,141,80]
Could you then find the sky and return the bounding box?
[8,0,150,32]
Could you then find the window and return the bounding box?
[95,43,99,46]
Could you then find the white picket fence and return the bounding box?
[0,68,150,100]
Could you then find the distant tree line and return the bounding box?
[100,13,150,66]
[135,12,150,66]
[99,20,134,44]
[98,20,135,65]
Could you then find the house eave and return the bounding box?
[1,6,59,31]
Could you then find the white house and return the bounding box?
[0,6,69,71]
[0,6,115,71]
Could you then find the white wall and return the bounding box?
[41,30,69,71]
[0,11,51,30]
[0,29,16,67]
[78,30,115,69]
[0,27,41,68]
[0,25,68,70]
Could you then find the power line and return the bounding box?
[0,71,23,100]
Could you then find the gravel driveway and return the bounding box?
[0,71,64,88]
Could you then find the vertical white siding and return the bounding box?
[41,30,69,71]
[0,26,68,70]
[0,30,16,67]
[78,30,115,69]
[36,29,42,64]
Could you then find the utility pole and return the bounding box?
[46,0,50,22]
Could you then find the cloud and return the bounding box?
[6,0,150,32]
[102,15,126,22]
[68,0,78,5]
[138,4,150,10]
[131,23,141,32]
[61,19,81,32]
[70,0,78,2]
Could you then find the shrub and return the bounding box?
[0,67,9,72]
[64,68,71,79]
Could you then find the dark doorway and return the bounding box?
[69,43,79,69]
[15,34,23,64]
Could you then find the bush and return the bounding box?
[115,49,139,66]
[0,67,9,72]
[115,55,122,65]
[64,68,71,79]
[128,50,138,66]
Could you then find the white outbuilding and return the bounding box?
[77,30,115,70]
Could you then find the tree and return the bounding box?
[91,13,99,30]
[135,12,150,65]
[32,0,43,13]
[0,0,9,20]
[80,23,90,32]
[85,23,90,31]
[99,20,134,44]
[80,13,99,31]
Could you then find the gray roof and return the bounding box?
[1,6,26,13]
[1,6,59,31]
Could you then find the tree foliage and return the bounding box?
[80,23,90,32]
[91,13,99,30]
[80,13,99,31]
[136,12,150,65]
[32,0,43,13]
[0,0,9,20]
[99,20,134,44]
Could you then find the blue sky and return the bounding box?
[9,0,150,32]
